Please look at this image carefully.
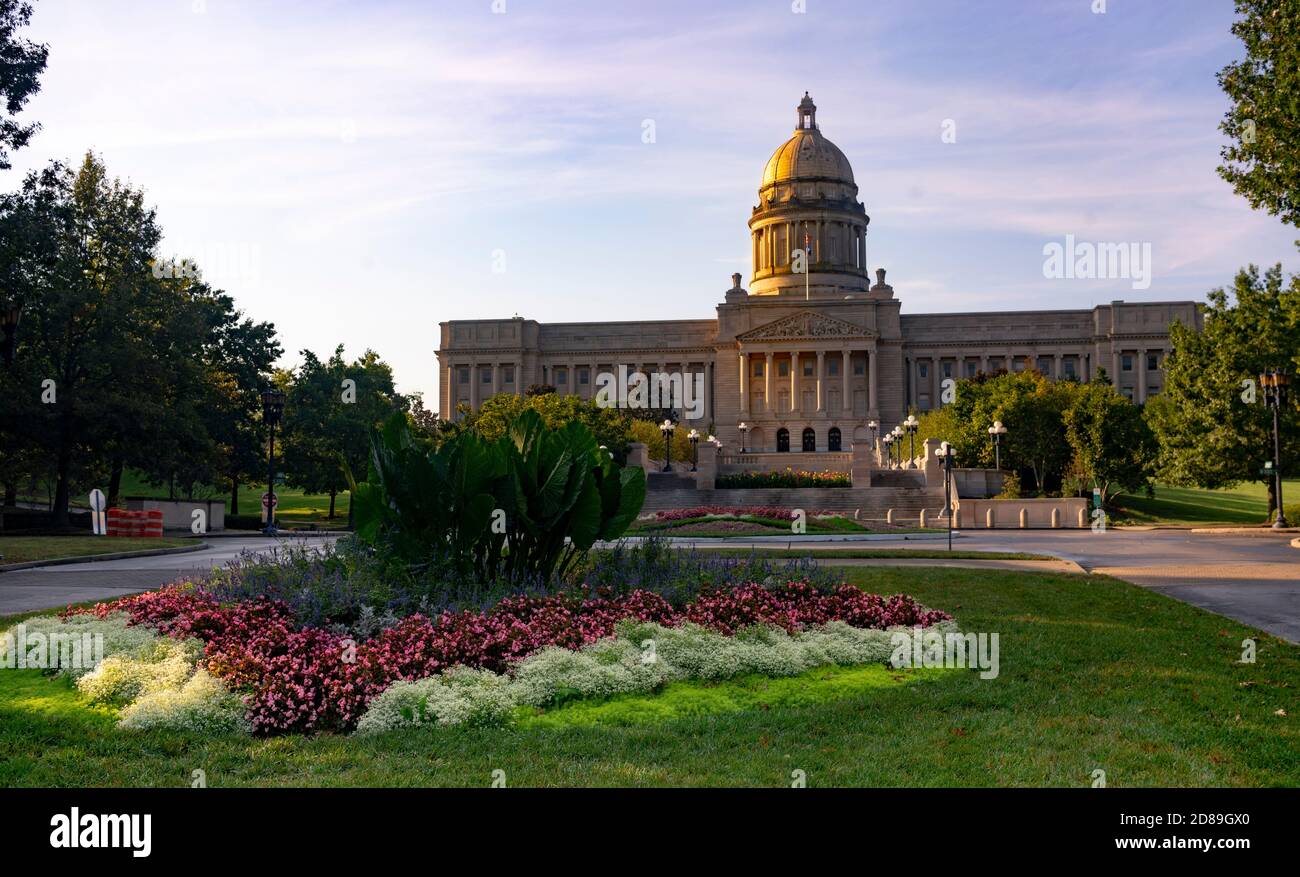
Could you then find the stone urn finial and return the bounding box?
[875,268,887,286]
[731,272,742,290]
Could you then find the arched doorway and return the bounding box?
[828,427,842,452]
[776,428,790,453]
[802,427,816,452]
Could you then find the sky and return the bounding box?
[7,0,1295,410]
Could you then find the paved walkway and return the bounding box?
[0,537,322,614]
[1,530,1296,643]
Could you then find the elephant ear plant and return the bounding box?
[353,410,645,587]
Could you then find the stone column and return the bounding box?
[492,363,500,397]
[1112,348,1121,387]
[1053,353,1062,379]
[1137,347,1147,403]
[816,350,825,412]
[764,351,773,413]
[470,360,481,410]
[791,351,799,413]
[868,345,879,412]
[842,349,852,414]
[738,349,748,416]
[981,354,989,374]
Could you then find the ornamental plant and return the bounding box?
[715,468,851,488]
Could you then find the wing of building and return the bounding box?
[437,93,1201,452]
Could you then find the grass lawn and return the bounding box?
[0,536,193,565]
[627,514,916,538]
[1,566,1296,787]
[1112,479,1300,526]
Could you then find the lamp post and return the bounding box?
[660,419,675,472]
[903,414,919,468]
[688,428,700,471]
[891,426,904,468]
[1261,370,1291,529]
[988,419,1007,471]
[738,421,748,454]
[0,302,20,368]
[867,419,878,465]
[261,386,286,536]
[882,433,894,469]
[936,440,955,551]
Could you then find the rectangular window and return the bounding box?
[854,361,865,376]
[480,368,492,384]
[457,366,469,384]
[754,362,764,378]
[1063,360,1077,378]
[942,362,953,378]
[1148,385,1160,398]
[1147,353,1159,371]
[556,367,568,385]
[919,363,929,379]
[1121,386,1134,401]
[778,361,789,377]
[1013,359,1026,372]
[579,367,589,385]
[828,360,839,376]
[803,360,814,377]
[965,361,977,377]
[503,366,515,384]
[1037,357,1052,374]
[919,394,931,410]
[1121,355,1133,372]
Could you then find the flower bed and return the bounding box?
[715,469,852,489]
[650,506,833,522]
[44,580,950,735]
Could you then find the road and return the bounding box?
[0,537,323,614]
[1,530,1296,642]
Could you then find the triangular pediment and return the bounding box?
[736,310,873,343]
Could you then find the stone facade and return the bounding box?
[437,95,1202,454]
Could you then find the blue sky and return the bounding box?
[8,0,1295,409]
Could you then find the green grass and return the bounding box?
[1113,479,1300,526]
[0,536,193,565]
[2,566,1296,787]
[628,514,884,537]
[106,469,350,526]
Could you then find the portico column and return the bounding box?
[492,363,500,397]
[816,350,825,412]
[738,349,748,416]
[791,351,799,413]
[1053,354,1062,379]
[868,345,878,412]
[1112,348,1120,386]
[981,354,989,374]
[1137,347,1147,403]
[470,360,481,410]
[765,351,774,413]
[841,349,852,414]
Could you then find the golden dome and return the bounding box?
[759,93,855,192]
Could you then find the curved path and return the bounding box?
[1,531,1295,643]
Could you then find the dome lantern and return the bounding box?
[797,91,817,130]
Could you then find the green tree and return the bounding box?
[0,1,47,169]
[281,346,408,522]
[1063,380,1156,508]
[1218,0,1300,231]
[1145,265,1299,516]
[465,391,631,460]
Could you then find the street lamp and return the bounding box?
[0,302,21,368]
[660,419,675,472]
[935,440,956,551]
[261,386,286,536]
[688,428,700,471]
[738,421,748,454]
[903,414,919,468]
[882,433,894,469]
[988,419,1008,471]
[868,419,878,464]
[1261,369,1291,529]
[891,426,904,467]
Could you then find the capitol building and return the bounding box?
[437,94,1201,455]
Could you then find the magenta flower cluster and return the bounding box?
[72,582,948,735]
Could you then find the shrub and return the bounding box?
[76,638,204,704]
[715,469,851,489]
[354,667,516,734]
[2,611,157,679]
[118,669,250,735]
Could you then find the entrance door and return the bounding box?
[802,427,816,452]
[828,427,842,452]
[777,428,790,452]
